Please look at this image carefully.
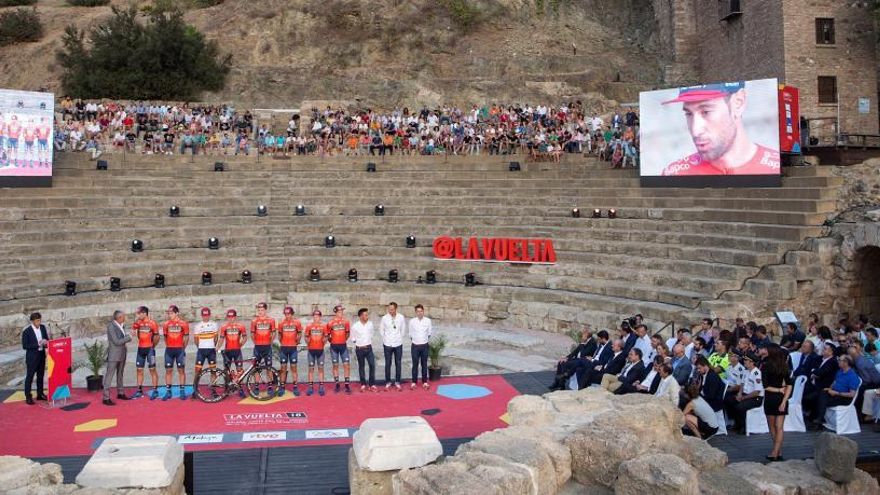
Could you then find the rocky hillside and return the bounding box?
[0,0,665,108]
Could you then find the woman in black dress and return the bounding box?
[763,345,792,461]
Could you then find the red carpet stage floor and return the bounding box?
[0,375,518,458]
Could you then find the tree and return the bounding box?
[57,5,230,99]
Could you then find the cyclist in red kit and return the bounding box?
[305,309,330,396]
[35,117,51,167]
[162,305,190,401]
[251,302,276,366]
[131,306,160,400]
[327,305,352,394]
[661,82,780,177]
[218,309,247,397]
[277,306,303,396]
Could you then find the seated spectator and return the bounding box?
[810,354,861,429]
[724,352,764,434]
[780,322,806,352]
[629,355,664,394]
[84,138,102,160]
[691,336,710,362]
[655,363,680,406]
[682,383,719,439]
[792,340,821,378]
[708,339,731,380]
[724,351,746,391]
[848,341,880,411]
[861,387,880,423]
[548,326,599,390]
[695,355,725,412]
[866,341,880,367]
[581,338,626,387]
[803,341,839,421]
[670,344,693,387]
[607,348,646,394]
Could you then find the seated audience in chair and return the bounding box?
[724,352,764,434]
[803,341,839,421]
[655,363,680,406]
[708,339,731,381]
[792,340,821,378]
[671,344,693,386]
[848,341,880,412]
[605,348,645,393]
[682,383,719,439]
[628,355,664,395]
[695,355,725,412]
[582,338,626,387]
[810,354,860,430]
[548,326,600,390]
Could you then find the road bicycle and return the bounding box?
[193,350,279,403]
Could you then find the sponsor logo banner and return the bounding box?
[304,429,350,439]
[242,431,287,442]
[224,412,308,426]
[178,434,224,444]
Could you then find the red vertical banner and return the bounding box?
[778,85,800,153]
[47,337,72,401]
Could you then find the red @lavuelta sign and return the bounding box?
[432,236,556,264]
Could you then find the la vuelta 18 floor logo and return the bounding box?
[224,412,308,426]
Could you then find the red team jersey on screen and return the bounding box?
[163,319,189,348]
[279,318,303,347]
[305,322,329,350]
[133,318,159,348]
[326,317,351,345]
[250,316,276,345]
[661,144,780,176]
[219,322,246,350]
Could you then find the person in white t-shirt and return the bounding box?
[192,307,219,391]
[379,302,406,390]
[409,304,433,390]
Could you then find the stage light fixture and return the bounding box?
[131,239,143,252]
[374,204,385,216]
[509,161,521,171]
[592,208,602,218]
[348,268,358,282]
[464,272,476,287]
[169,206,180,217]
[241,270,252,284]
[202,271,212,285]
[64,280,76,296]
[426,270,437,285]
[295,204,306,216]
[208,237,219,250]
[257,205,268,217]
[96,160,108,171]
[110,277,121,292]
[608,208,617,219]
[406,235,416,248]
[571,208,580,218]
[388,269,399,283]
[154,273,165,288]
[309,268,320,281]
[325,235,336,248]
[366,162,377,172]
[214,161,225,172]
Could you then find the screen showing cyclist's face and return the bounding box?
[683,97,737,162]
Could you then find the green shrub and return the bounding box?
[0,0,36,7]
[66,0,111,6]
[0,7,42,46]
[57,5,230,99]
[440,0,482,31]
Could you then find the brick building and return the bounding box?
[659,0,879,136]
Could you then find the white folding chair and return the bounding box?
[788,352,802,376]
[745,406,769,435]
[823,377,862,435]
[567,374,579,391]
[713,383,729,436]
[784,375,808,432]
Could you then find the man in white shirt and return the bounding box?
[192,307,219,393]
[634,324,654,366]
[725,352,764,434]
[409,304,432,390]
[351,308,377,392]
[379,302,406,390]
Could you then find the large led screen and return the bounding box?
[0,89,53,187]
[639,78,780,187]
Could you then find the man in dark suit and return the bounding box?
[612,348,648,394]
[103,310,132,406]
[792,340,821,378]
[21,312,50,405]
[571,331,613,389]
[584,339,627,387]
[549,326,599,390]
[695,355,725,411]
[803,342,839,420]
[622,324,638,354]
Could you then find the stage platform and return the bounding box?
[5,371,880,494]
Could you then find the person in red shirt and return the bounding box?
[661,82,780,177]
[251,302,276,366]
[327,305,352,394]
[162,305,190,401]
[305,309,330,396]
[218,309,247,397]
[277,306,303,396]
[131,306,160,400]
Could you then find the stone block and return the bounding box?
[349,448,394,495]
[614,453,698,495]
[680,436,728,471]
[353,417,442,472]
[75,436,183,489]
[844,468,880,495]
[393,461,496,495]
[814,432,858,483]
[506,394,554,427]
[697,468,762,495]
[727,460,843,495]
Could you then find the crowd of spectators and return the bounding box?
[551,312,879,460]
[50,98,640,165]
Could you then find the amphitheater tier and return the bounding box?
[0,154,838,349]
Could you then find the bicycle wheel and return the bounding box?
[245,365,279,401]
[194,367,230,403]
